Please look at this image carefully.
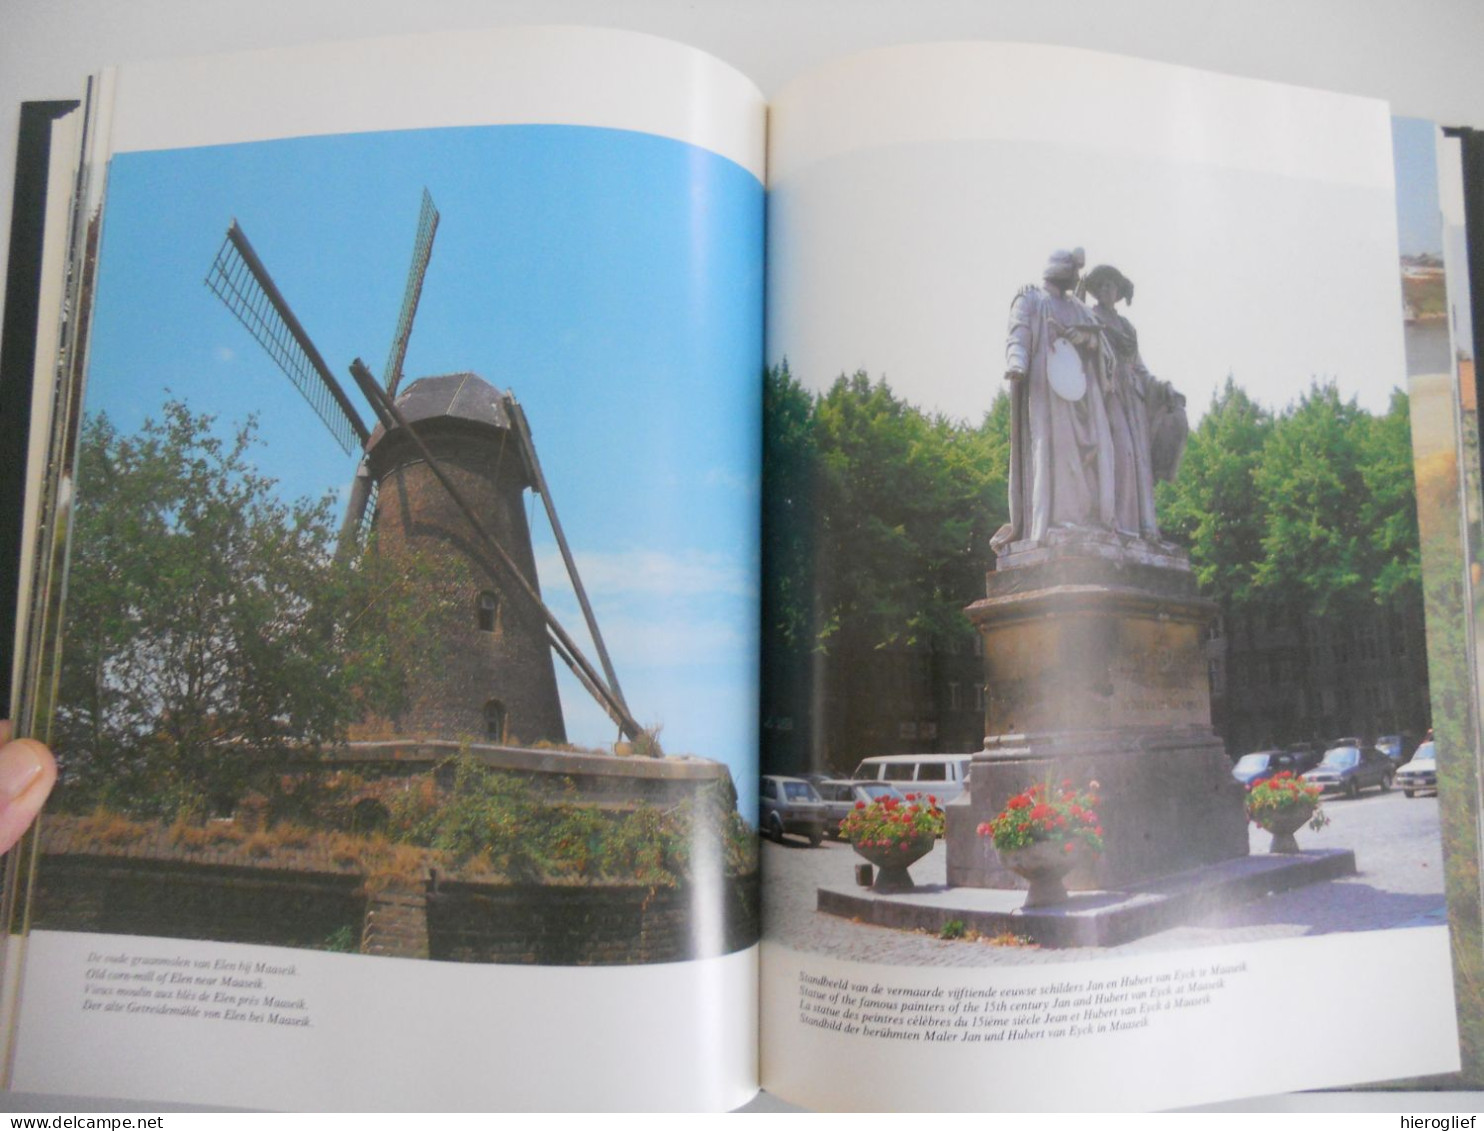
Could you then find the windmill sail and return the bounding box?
[205,222,369,457]
[382,188,440,398]
[339,189,440,552]
[506,394,629,714]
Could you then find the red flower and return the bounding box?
[1063,842,1075,853]
[854,800,866,809]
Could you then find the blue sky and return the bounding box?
[83,124,764,814]
[1392,117,1443,257]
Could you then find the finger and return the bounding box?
[0,720,11,746]
[0,738,57,855]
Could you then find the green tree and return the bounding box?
[1361,389,1423,607]
[1156,376,1273,612]
[807,371,1005,651]
[760,366,1010,768]
[761,361,819,654]
[1251,381,1373,618]
[54,402,436,818]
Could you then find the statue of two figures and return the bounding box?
[992,247,1189,562]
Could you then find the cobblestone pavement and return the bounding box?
[761,786,1447,966]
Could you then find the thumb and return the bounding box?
[0,736,57,854]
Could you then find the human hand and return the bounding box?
[0,721,56,854]
[1061,325,1101,350]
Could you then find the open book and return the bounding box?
[1,27,1477,1112]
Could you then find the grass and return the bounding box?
[75,809,147,849]
[983,929,1037,948]
[924,920,1035,946]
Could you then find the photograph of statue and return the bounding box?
[996,252,1190,554]
[1079,262,1188,541]
[759,57,1440,974]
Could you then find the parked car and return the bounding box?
[813,779,907,837]
[759,775,827,846]
[1232,749,1300,788]
[851,753,973,804]
[1281,742,1324,775]
[1396,740,1438,798]
[1302,742,1394,798]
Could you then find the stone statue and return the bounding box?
[993,247,1115,552]
[994,252,1189,555]
[1078,264,1187,541]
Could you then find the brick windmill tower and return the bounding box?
[205,191,638,747]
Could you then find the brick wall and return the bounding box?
[35,856,365,952]
[34,851,758,966]
[426,876,759,966]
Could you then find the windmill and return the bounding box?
[204,190,642,748]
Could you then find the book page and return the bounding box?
[760,42,1462,1111]
[7,26,764,1112]
[1422,120,1484,1088]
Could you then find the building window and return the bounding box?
[483,699,507,742]
[477,591,500,632]
[949,681,961,711]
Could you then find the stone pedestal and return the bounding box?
[946,532,1249,890]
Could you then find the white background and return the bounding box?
[4,0,1484,1115]
[764,42,1405,425]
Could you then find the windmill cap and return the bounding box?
[367,372,514,445]
[365,372,536,486]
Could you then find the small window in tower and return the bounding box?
[484,699,507,742]
[477,590,499,632]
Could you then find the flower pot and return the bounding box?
[999,839,1083,908]
[850,834,935,893]
[1255,801,1315,854]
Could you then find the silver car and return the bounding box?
[1396,741,1438,798]
[813,779,906,838]
[759,775,827,846]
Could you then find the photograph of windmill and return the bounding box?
[31,124,763,965]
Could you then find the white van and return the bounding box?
[850,753,972,804]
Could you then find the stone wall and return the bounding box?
[316,740,738,809]
[35,855,365,952]
[427,877,758,966]
[33,853,757,966]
